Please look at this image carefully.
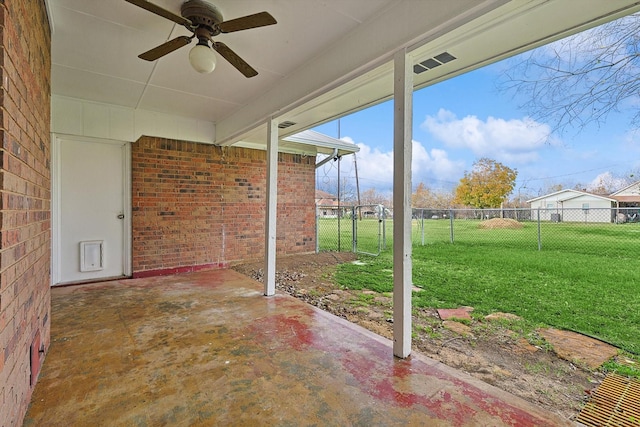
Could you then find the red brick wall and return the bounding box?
[0,0,52,425]
[132,137,315,276]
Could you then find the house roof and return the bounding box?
[611,195,640,203]
[235,129,359,156]
[47,0,640,151]
[527,189,616,204]
[610,180,640,198]
[315,190,337,200]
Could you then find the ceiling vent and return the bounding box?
[414,51,456,74]
[278,121,297,129]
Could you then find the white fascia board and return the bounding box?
[233,129,359,157]
[283,130,359,155]
[557,192,616,203]
[214,0,507,146]
[526,189,576,203]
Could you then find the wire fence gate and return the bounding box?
[316,205,386,256]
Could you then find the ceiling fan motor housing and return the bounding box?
[181,0,223,32]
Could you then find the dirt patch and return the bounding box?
[232,252,603,422]
[479,218,524,229]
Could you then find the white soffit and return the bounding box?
[221,0,640,147]
[235,129,359,157]
[47,0,640,152]
[47,0,394,122]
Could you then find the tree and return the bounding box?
[587,172,634,195]
[500,13,640,135]
[412,182,432,208]
[316,176,357,203]
[412,182,454,208]
[360,188,391,206]
[455,158,517,209]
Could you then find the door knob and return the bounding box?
[117,214,125,219]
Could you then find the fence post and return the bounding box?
[382,207,387,250]
[449,209,454,244]
[315,211,319,253]
[421,209,425,246]
[378,211,382,253]
[352,206,357,253]
[338,208,341,252]
[537,207,542,251]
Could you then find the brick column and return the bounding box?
[0,1,52,425]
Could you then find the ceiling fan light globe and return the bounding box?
[189,44,217,73]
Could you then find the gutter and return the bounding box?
[315,148,339,169]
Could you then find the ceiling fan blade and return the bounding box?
[213,42,258,78]
[125,0,192,27]
[139,35,193,61]
[218,12,277,33]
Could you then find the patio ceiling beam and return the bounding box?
[392,48,413,359]
[214,1,507,147]
[264,118,279,296]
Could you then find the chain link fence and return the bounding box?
[411,207,640,256]
[317,205,640,256]
[316,204,387,255]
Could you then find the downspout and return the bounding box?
[315,149,338,169]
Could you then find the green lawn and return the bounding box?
[321,218,640,354]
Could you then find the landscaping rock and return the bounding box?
[437,307,473,321]
[367,311,384,320]
[443,320,474,337]
[538,328,619,369]
[325,293,341,301]
[514,338,539,354]
[485,312,522,322]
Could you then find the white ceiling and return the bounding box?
[48,0,640,148]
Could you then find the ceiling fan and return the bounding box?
[125,0,277,77]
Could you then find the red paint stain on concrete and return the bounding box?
[332,337,545,426]
[249,314,315,351]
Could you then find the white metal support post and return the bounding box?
[392,48,413,358]
[264,118,279,296]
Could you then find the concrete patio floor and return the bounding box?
[24,269,572,426]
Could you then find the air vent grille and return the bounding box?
[414,51,457,74]
[278,121,297,129]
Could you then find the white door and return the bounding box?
[53,136,131,284]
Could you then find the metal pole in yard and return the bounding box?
[378,212,382,254]
[354,154,362,221]
[449,209,454,244]
[537,207,542,251]
[352,206,357,253]
[337,156,341,252]
[315,210,320,253]
[421,209,425,246]
[382,208,387,250]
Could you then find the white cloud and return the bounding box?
[411,142,465,186]
[338,136,464,189]
[421,109,553,164]
[587,171,629,193]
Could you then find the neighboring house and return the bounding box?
[610,180,640,207]
[609,181,640,222]
[315,190,341,217]
[314,190,360,217]
[527,189,616,223]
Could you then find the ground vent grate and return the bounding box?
[577,374,640,426]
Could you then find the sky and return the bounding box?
[312,23,640,200]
